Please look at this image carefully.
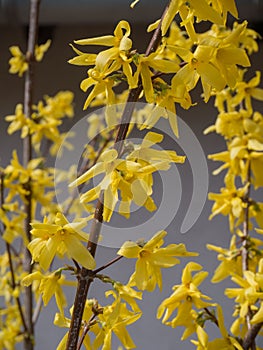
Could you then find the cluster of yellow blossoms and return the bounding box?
[202,6,263,347]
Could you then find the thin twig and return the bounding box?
[65,3,170,348]
[23,1,41,349]
[204,307,219,327]
[32,296,43,325]
[93,255,123,275]
[6,243,29,333]
[77,314,97,350]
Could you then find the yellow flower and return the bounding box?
[5,104,28,138]
[94,299,141,350]
[204,110,250,140]
[37,91,74,120]
[28,212,96,270]
[9,46,28,77]
[140,77,192,136]
[0,206,27,244]
[161,0,223,39]
[206,235,242,283]
[208,173,249,232]
[71,20,133,76]
[232,71,263,113]
[3,151,54,207]
[132,46,179,103]
[9,40,51,77]
[69,21,135,108]
[157,262,211,339]
[162,21,192,63]
[70,132,185,221]
[105,282,142,312]
[225,271,263,331]
[34,40,51,61]
[171,21,250,101]
[118,231,197,291]
[209,0,238,24]
[22,269,74,315]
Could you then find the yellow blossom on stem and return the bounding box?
[161,0,223,39]
[225,270,263,334]
[94,299,141,350]
[5,104,29,138]
[70,132,185,221]
[157,262,211,339]
[22,269,74,315]
[208,173,250,232]
[69,20,135,109]
[132,47,179,103]
[140,78,192,136]
[9,40,51,77]
[0,207,27,244]
[34,40,51,61]
[105,281,142,313]
[118,231,197,292]
[231,71,263,113]
[8,46,28,77]
[206,235,242,283]
[28,212,96,270]
[71,20,133,78]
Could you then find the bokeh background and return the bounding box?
[1,1,263,349]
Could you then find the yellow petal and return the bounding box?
[197,63,225,91]
[64,235,96,270]
[117,241,140,258]
[140,63,154,103]
[69,162,105,187]
[80,185,101,203]
[22,271,42,286]
[74,35,115,47]
[144,230,167,250]
[99,149,118,162]
[68,53,97,66]
[217,48,250,67]
[142,131,163,148]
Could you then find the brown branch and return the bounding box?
[65,3,170,348]
[243,322,263,350]
[23,1,41,349]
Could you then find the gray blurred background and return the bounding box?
[0,0,263,349]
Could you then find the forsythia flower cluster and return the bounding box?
[202,8,263,347]
[9,40,51,77]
